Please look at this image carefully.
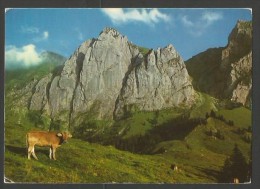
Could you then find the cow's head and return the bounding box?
[57,132,72,143]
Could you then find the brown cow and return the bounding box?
[26,131,72,160]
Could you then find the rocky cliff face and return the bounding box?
[186,20,252,107]
[28,27,196,127]
[229,52,252,106]
[114,44,195,119]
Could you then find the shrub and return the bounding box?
[50,119,62,131]
[227,120,234,126]
[27,110,44,127]
[215,130,225,140]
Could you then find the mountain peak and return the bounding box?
[99,27,122,38]
[236,20,252,27]
[165,44,175,52]
[186,19,252,107]
[231,20,252,35]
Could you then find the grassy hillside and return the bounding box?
[113,108,182,139]
[3,107,201,183]
[189,93,218,118]
[5,108,250,183]
[217,107,251,129]
[5,139,177,183]
[4,89,252,183]
[4,55,252,183]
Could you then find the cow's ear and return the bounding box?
[57,133,63,137]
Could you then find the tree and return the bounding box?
[247,144,252,182]
[210,110,216,118]
[219,144,249,183]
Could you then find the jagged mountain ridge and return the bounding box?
[39,51,67,65]
[29,27,196,128]
[186,20,252,107]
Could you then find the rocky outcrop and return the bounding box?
[29,27,196,127]
[221,20,252,66]
[71,29,136,120]
[186,20,252,106]
[114,44,195,118]
[29,74,52,112]
[230,52,252,106]
[46,28,136,122]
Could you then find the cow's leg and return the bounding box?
[27,146,33,160]
[49,148,52,159]
[52,147,57,160]
[31,146,38,160]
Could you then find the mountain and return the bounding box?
[186,20,252,107]
[5,23,252,183]
[40,51,67,64]
[28,27,196,129]
[5,51,66,86]
[5,51,66,118]
[114,44,195,119]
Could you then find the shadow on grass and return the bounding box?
[5,145,26,156]
[195,166,220,182]
[113,116,206,154]
[5,145,49,158]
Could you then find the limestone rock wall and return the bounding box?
[29,27,196,127]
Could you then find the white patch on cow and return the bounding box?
[57,133,63,137]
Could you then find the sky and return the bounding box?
[5,8,252,69]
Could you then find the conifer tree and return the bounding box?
[219,144,249,183]
[210,110,216,118]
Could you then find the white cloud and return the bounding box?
[43,31,49,39]
[20,26,49,42]
[34,31,49,42]
[21,26,40,34]
[180,11,223,37]
[101,8,170,25]
[202,11,223,23]
[5,44,42,69]
[181,15,194,27]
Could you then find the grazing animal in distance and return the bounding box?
[233,178,239,184]
[26,131,72,160]
[171,164,178,172]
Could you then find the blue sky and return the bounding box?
[5,8,252,69]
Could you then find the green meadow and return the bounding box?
[5,92,251,183]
